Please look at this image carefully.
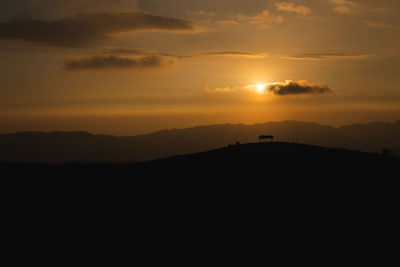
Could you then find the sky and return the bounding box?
[0,0,399,135]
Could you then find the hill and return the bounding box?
[2,142,400,266]
[130,142,398,188]
[1,120,399,163]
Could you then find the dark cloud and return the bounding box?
[0,12,195,47]
[100,48,264,59]
[99,47,188,58]
[0,0,139,20]
[64,54,172,70]
[101,48,155,56]
[267,80,332,95]
[138,0,271,16]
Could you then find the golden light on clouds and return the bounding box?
[0,0,399,135]
[209,80,332,97]
[245,83,270,94]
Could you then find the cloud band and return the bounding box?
[64,54,172,70]
[0,12,195,47]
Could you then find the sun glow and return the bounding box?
[257,83,265,93]
[245,82,275,95]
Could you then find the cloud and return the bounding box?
[215,20,239,26]
[267,80,332,96]
[64,54,173,70]
[275,2,311,16]
[331,1,395,15]
[93,48,267,60]
[186,10,216,17]
[98,47,188,58]
[206,80,332,97]
[229,2,315,29]
[201,51,268,58]
[99,48,155,56]
[0,0,139,20]
[331,0,386,14]
[331,0,356,14]
[284,53,374,60]
[205,86,237,93]
[364,20,400,29]
[334,6,353,14]
[0,12,195,47]
[238,10,283,28]
[372,7,387,13]
[331,0,355,6]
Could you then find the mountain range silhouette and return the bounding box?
[1,120,399,163]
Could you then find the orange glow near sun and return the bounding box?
[257,84,265,93]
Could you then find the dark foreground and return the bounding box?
[3,143,400,266]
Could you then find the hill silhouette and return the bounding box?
[1,120,400,163]
[2,142,400,266]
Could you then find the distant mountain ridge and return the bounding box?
[0,120,399,163]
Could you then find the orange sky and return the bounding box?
[1,0,399,135]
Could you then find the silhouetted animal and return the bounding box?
[259,135,274,142]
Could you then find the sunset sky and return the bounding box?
[1,0,399,135]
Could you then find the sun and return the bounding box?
[256,83,265,93]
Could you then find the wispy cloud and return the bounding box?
[331,0,355,6]
[233,3,312,29]
[205,86,238,93]
[65,48,268,71]
[331,0,390,15]
[0,12,196,47]
[201,51,268,58]
[284,52,374,60]
[186,10,216,17]
[331,0,356,14]
[365,20,400,29]
[238,10,284,28]
[215,20,239,27]
[64,54,174,70]
[334,6,353,14]
[98,47,189,58]
[275,2,311,16]
[250,10,284,24]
